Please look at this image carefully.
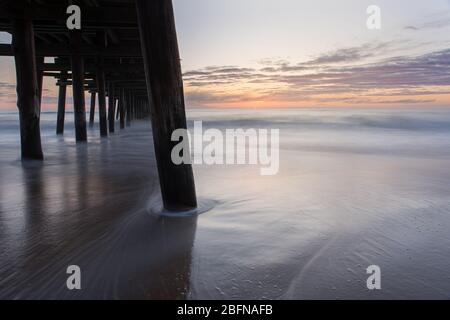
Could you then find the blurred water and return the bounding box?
[1,108,450,299]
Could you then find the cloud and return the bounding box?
[42,96,58,104]
[306,46,374,65]
[0,81,16,100]
[0,81,15,90]
[0,81,60,109]
[404,12,450,31]
[183,47,450,107]
[371,99,435,104]
[323,49,450,89]
[185,91,246,104]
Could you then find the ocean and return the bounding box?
[1,107,450,299]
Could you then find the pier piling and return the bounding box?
[70,30,87,142]
[56,71,67,135]
[89,91,96,126]
[96,65,108,136]
[108,82,115,133]
[136,0,197,210]
[120,88,125,129]
[11,14,43,160]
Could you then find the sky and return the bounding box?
[1,0,450,109]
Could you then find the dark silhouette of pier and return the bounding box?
[0,0,197,211]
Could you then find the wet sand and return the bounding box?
[1,108,450,299]
[0,120,197,299]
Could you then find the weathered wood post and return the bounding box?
[56,71,67,134]
[116,88,118,120]
[37,56,44,109]
[114,98,119,120]
[96,64,108,136]
[126,89,131,127]
[136,0,197,210]
[137,99,140,119]
[129,92,133,121]
[131,93,135,120]
[136,99,140,119]
[69,30,87,142]
[89,91,96,126]
[11,13,44,160]
[120,88,125,129]
[108,82,115,133]
[96,31,108,136]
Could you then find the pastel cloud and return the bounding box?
[183,46,450,107]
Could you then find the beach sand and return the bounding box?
[1,108,450,299]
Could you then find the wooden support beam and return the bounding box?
[137,99,141,119]
[37,56,44,108]
[0,43,142,57]
[35,33,54,44]
[70,30,87,142]
[108,82,115,133]
[96,31,108,136]
[56,80,96,86]
[131,93,135,120]
[107,29,120,45]
[132,92,136,120]
[96,67,108,136]
[89,91,96,126]
[126,90,131,127]
[11,15,43,160]
[0,44,12,55]
[39,62,145,74]
[0,5,138,27]
[116,94,120,120]
[136,0,197,211]
[56,71,67,134]
[119,88,125,129]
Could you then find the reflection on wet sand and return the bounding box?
[0,123,197,299]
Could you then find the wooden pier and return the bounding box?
[0,0,197,211]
